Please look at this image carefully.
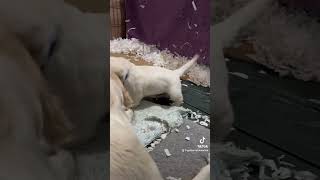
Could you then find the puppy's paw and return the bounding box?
[125,109,134,121]
[170,96,183,106]
[131,102,141,108]
[171,100,183,106]
[49,150,75,180]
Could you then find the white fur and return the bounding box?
[110,56,135,80]
[110,72,163,180]
[44,3,107,145]
[211,0,273,142]
[110,57,210,180]
[0,1,108,179]
[193,164,210,180]
[111,55,199,107]
[0,25,75,180]
[110,95,210,180]
[110,108,164,180]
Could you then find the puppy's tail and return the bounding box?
[214,0,273,47]
[174,54,199,77]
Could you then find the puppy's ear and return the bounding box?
[40,92,75,147]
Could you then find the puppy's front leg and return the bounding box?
[211,37,234,142]
[124,81,143,107]
[168,85,184,106]
[48,150,76,180]
[192,164,210,180]
[131,91,143,107]
[125,108,134,122]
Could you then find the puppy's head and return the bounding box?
[110,56,134,81]
[0,0,65,63]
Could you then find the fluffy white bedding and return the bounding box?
[213,0,320,82]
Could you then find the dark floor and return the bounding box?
[150,119,210,180]
[150,81,210,180]
[107,59,320,179]
[152,57,320,179]
[226,57,320,178]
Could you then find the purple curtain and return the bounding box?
[125,0,210,65]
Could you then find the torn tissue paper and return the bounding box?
[132,100,190,146]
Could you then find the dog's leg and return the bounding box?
[211,33,234,142]
[125,108,134,122]
[124,80,143,107]
[192,164,210,180]
[212,51,234,143]
[132,97,142,107]
[48,150,76,180]
[131,92,143,107]
[168,84,184,106]
[211,0,273,142]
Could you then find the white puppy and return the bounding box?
[110,113,210,180]
[110,74,210,180]
[110,71,162,179]
[110,56,135,80]
[110,108,164,180]
[211,0,273,142]
[111,55,199,107]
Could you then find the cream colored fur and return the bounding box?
[0,24,74,180]
[110,61,210,180]
[110,108,210,180]
[211,0,273,142]
[110,74,163,180]
[0,0,108,179]
[110,55,199,107]
[44,3,107,146]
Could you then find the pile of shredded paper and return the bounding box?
[245,2,320,82]
[212,143,318,180]
[213,0,320,82]
[132,100,210,148]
